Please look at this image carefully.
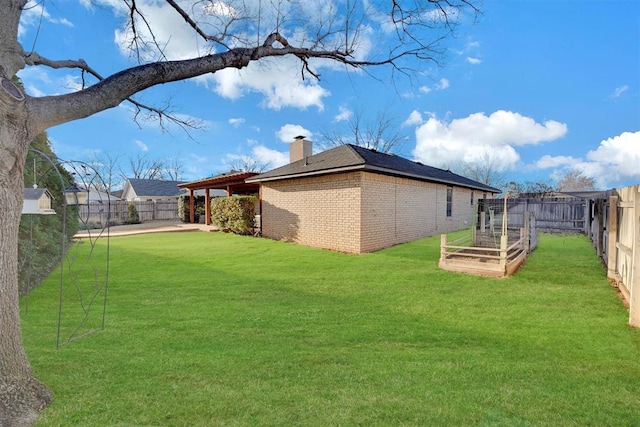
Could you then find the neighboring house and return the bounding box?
[22,188,55,215]
[81,186,122,203]
[121,178,187,202]
[246,138,500,254]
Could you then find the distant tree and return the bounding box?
[499,180,555,198]
[556,169,596,192]
[445,151,506,189]
[523,181,555,197]
[0,1,480,422]
[89,152,123,193]
[502,181,524,198]
[163,157,185,181]
[321,108,408,154]
[228,156,268,173]
[122,153,165,180]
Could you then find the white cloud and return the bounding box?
[95,0,335,110]
[17,67,83,96]
[437,78,450,90]
[419,78,450,95]
[610,85,629,99]
[466,41,480,49]
[252,145,288,169]
[535,155,579,169]
[203,1,237,17]
[229,118,245,128]
[208,58,330,110]
[334,106,353,122]
[412,110,568,171]
[466,57,481,65]
[533,131,640,188]
[276,124,312,143]
[19,2,74,36]
[403,110,424,127]
[189,153,208,163]
[134,140,149,152]
[585,131,640,182]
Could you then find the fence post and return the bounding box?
[500,234,508,275]
[583,199,590,234]
[440,234,447,260]
[629,188,640,327]
[607,195,618,280]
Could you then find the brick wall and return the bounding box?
[261,172,363,253]
[260,171,482,253]
[359,174,477,252]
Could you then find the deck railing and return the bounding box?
[439,226,532,278]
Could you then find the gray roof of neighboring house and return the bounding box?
[247,144,500,193]
[23,188,49,200]
[127,178,187,197]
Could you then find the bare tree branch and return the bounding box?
[22,49,203,133]
[322,107,408,153]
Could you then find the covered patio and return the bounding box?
[177,171,259,225]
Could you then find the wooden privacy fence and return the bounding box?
[79,200,180,225]
[598,185,640,327]
[481,198,586,233]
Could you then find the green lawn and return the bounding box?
[22,231,640,426]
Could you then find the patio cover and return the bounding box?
[177,171,259,224]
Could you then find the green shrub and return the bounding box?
[127,202,140,224]
[178,195,206,223]
[211,196,257,235]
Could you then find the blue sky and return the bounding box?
[17,0,640,190]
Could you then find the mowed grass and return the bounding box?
[22,231,640,426]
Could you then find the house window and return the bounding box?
[446,187,453,217]
[470,190,474,205]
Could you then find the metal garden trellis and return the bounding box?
[21,149,110,348]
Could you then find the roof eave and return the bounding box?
[248,164,499,192]
[245,164,367,183]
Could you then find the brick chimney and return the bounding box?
[290,136,312,163]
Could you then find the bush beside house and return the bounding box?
[211,196,257,235]
[178,195,206,223]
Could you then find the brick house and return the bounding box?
[246,138,500,254]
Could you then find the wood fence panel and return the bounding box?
[591,185,640,327]
[482,198,586,233]
[630,189,640,327]
[79,200,179,225]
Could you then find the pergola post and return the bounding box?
[189,189,195,224]
[205,188,211,225]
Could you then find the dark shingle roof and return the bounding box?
[246,144,500,193]
[23,188,48,200]
[128,178,187,197]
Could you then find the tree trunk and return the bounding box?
[0,95,52,425]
